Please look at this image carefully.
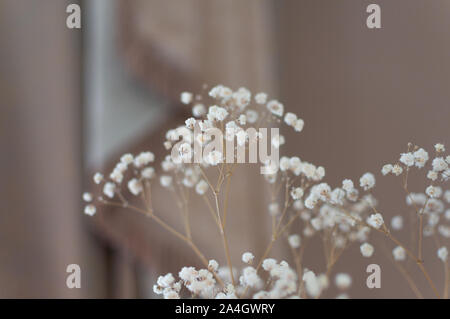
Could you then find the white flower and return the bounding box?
[84,205,96,216]
[290,187,304,200]
[381,164,393,175]
[432,157,448,172]
[262,258,277,271]
[185,117,196,129]
[128,178,143,196]
[400,152,414,167]
[82,192,93,202]
[103,182,115,198]
[255,92,267,104]
[268,202,280,216]
[160,175,173,188]
[192,103,206,117]
[393,246,406,261]
[245,110,258,123]
[303,270,321,297]
[330,188,345,205]
[142,167,155,179]
[446,155,450,164]
[266,100,284,117]
[110,166,124,184]
[426,185,441,198]
[435,143,445,153]
[242,252,254,264]
[134,151,155,168]
[207,105,228,122]
[367,213,384,229]
[240,267,261,288]
[293,119,304,132]
[437,246,448,262]
[392,164,403,176]
[195,180,209,195]
[342,179,354,192]
[238,114,247,125]
[271,134,285,148]
[180,91,193,104]
[206,150,223,166]
[413,148,429,168]
[288,235,301,249]
[93,172,103,184]
[360,243,374,257]
[360,172,375,191]
[284,112,297,126]
[427,170,438,181]
[208,260,219,272]
[120,153,134,165]
[335,273,352,290]
[391,215,403,230]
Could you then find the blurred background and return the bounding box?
[0,0,449,298]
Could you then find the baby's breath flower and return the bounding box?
[185,117,196,129]
[290,187,304,200]
[192,103,206,117]
[84,204,96,216]
[342,179,354,193]
[413,148,429,168]
[195,180,208,195]
[271,134,285,149]
[103,182,115,198]
[437,246,448,262]
[360,243,374,257]
[239,266,262,288]
[128,178,143,196]
[288,235,301,249]
[335,273,352,290]
[360,172,375,191]
[393,246,406,261]
[392,164,403,176]
[254,92,267,104]
[180,91,193,104]
[266,100,284,117]
[141,167,155,179]
[134,151,155,168]
[284,112,297,126]
[82,192,93,202]
[205,150,223,166]
[262,258,277,271]
[208,260,219,272]
[435,143,445,153]
[160,175,173,188]
[268,202,280,216]
[381,164,393,175]
[245,110,258,123]
[426,185,441,198]
[293,119,304,132]
[391,215,403,230]
[303,270,321,297]
[93,172,103,184]
[400,153,414,167]
[367,213,384,229]
[120,153,134,165]
[242,252,254,264]
[427,170,438,181]
[432,157,448,172]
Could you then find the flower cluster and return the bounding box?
[83,84,448,299]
